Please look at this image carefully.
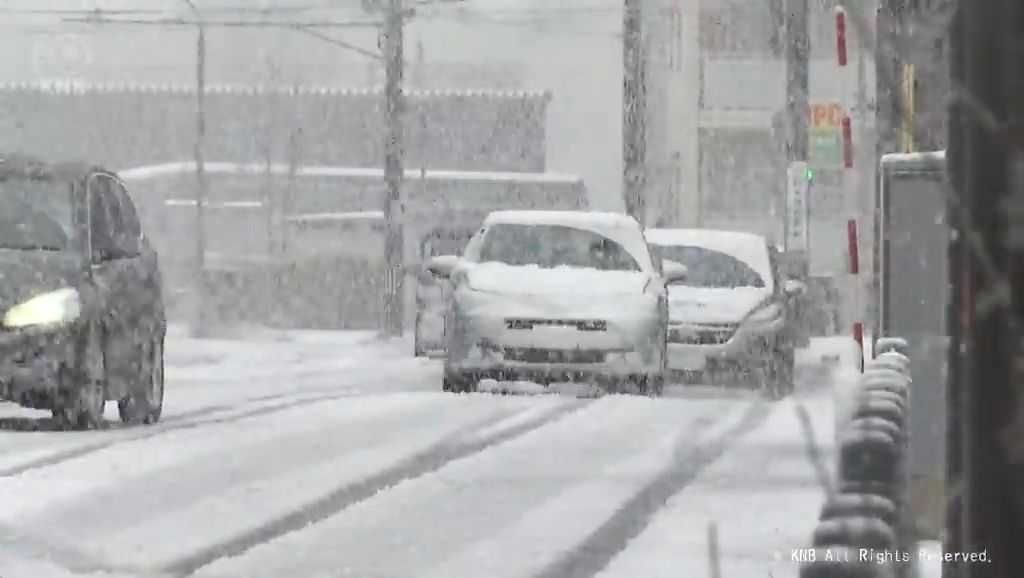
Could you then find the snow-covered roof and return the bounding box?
[117,162,583,185]
[484,210,654,272]
[879,150,946,171]
[485,210,636,228]
[645,228,772,284]
[0,82,551,101]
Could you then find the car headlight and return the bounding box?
[2,288,82,329]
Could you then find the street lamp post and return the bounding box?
[181,0,209,337]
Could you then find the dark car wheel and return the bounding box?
[118,335,165,425]
[52,367,105,431]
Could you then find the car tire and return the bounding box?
[52,366,105,431]
[118,335,165,425]
[442,370,478,394]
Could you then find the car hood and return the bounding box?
[667,286,771,324]
[465,263,651,297]
[0,250,86,310]
[459,263,656,320]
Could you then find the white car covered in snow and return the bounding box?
[646,228,803,396]
[426,211,686,395]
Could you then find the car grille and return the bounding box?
[505,318,607,332]
[669,324,738,345]
[503,347,606,364]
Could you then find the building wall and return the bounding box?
[0,85,548,173]
[0,0,627,210]
[693,0,879,283]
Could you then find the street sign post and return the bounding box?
[809,102,844,167]
[785,161,811,252]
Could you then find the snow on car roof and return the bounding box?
[485,210,637,228]
[484,211,655,272]
[645,228,773,283]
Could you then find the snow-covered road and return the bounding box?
[0,327,857,578]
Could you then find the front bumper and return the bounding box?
[451,349,658,384]
[446,306,665,383]
[0,325,77,405]
[666,316,786,373]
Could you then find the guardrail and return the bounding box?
[801,338,915,578]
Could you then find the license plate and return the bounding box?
[670,349,707,371]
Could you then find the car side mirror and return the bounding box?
[662,260,688,284]
[784,279,806,296]
[426,255,460,279]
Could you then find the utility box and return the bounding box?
[876,150,949,538]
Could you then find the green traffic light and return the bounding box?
[805,167,814,181]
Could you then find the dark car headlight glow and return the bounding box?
[2,288,81,329]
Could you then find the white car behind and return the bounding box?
[426,211,685,395]
[646,228,802,396]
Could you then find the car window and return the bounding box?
[107,176,142,256]
[88,175,119,256]
[649,244,765,288]
[0,178,74,251]
[462,228,485,261]
[476,223,640,271]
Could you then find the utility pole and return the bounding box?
[783,0,809,272]
[784,0,809,167]
[382,0,405,337]
[623,0,646,225]
[182,0,209,337]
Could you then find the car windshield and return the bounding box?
[0,178,74,251]
[650,244,765,288]
[477,223,640,271]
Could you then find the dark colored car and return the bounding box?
[0,156,166,429]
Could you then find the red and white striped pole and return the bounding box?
[836,6,864,371]
[848,219,864,371]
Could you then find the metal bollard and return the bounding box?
[839,429,900,486]
[852,398,905,430]
[839,480,902,504]
[862,365,909,381]
[812,516,897,549]
[819,493,898,527]
[874,337,909,356]
[858,390,907,414]
[862,367,910,387]
[860,378,909,400]
[876,351,910,372]
[846,417,905,447]
[799,547,896,577]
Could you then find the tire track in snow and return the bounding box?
[531,398,772,578]
[163,398,597,577]
[0,402,535,578]
[0,389,370,478]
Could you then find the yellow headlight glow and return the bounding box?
[2,288,82,329]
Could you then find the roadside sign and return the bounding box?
[786,161,810,251]
[810,103,844,167]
